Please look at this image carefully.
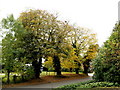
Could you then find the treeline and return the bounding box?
[1,9,98,83]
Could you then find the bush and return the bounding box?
[76,82,120,89]
[2,66,34,84]
[54,80,95,90]
[22,65,35,81]
[54,80,120,90]
[2,75,22,84]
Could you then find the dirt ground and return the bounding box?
[2,73,88,88]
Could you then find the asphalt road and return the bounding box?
[12,73,93,89]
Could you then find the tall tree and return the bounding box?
[60,44,78,71]
[83,44,99,75]
[93,22,120,83]
[19,9,54,78]
[19,9,71,76]
[2,33,15,84]
[45,21,72,75]
[69,26,97,74]
[1,15,27,83]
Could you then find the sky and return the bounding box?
[0,0,119,46]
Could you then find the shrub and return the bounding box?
[54,80,120,90]
[2,75,22,84]
[54,80,95,90]
[22,65,35,81]
[76,82,120,89]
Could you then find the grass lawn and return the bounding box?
[40,71,82,77]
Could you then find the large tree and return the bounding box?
[45,21,72,75]
[83,44,99,75]
[69,26,97,74]
[93,22,120,83]
[1,15,27,83]
[19,9,71,76]
[19,9,56,78]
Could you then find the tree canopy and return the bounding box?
[1,9,98,83]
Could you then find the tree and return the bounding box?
[69,26,97,74]
[83,44,99,75]
[60,44,78,71]
[2,33,15,84]
[1,9,98,79]
[19,9,72,76]
[1,14,27,83]
[45,21,72,75]
[93,22,120,83]
[43,56,53,71]
[92,46,105,81]
[19,9,55,78]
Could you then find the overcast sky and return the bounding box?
[0,0,119,46]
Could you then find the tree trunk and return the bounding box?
[70,68,72,72]
[53,55,61,76]
[74,61,81,74]
[75,68,79,74]
[32,57,42,79]
[83,60,90,75]
[7,69,10,84]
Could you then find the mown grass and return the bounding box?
[40,71,78,77]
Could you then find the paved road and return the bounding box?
[13,73,93,89]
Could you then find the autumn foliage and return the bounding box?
[1,9,98,83]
